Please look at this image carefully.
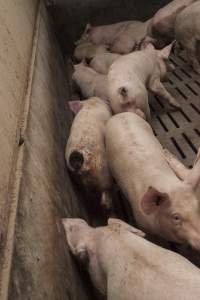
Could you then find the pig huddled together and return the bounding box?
[64,1,200,299]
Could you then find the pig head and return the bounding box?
[62,218,144,295]
[62,218,107,294]
[141,148,200,249]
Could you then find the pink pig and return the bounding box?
[105,112,200,249]
[142,0,196,49]
[66,97,113,210]
[63,218,200,300]
[108,43,178,120]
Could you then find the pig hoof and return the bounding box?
[169,100,181,110]
[69,151,84,171]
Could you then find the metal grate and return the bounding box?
[150,51,200,168]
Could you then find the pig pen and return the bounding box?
[0,1,199,300]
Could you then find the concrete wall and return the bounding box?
[49,0,171,54]
[0,2,95,300]
[0,0,39,293]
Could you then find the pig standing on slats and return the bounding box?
[72,62,109,100]
[66,97,112,210]
[77,20,151,54]
[108,43,178,120]
[175,1,200,74]
[141,0,197,49]
[105,112,200,250]
[73,42,109,62]
[62,218,200,300]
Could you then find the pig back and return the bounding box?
[149,0,196,40]
[109,50,155,86]
[66,99,112,189]
[98,225,200,300]
[91,21,133,45]
[175,1,200,37]
[105,113,176,225]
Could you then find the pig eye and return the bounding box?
[171,213,182,226]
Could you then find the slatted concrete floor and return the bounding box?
[150,51,200,168]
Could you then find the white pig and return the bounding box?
[66,97,112,209]
[142,0,197,49]
[73,42,109,62]
[77,20,151,54]
[105,112,200,249]
[89,53,121,74]
[62,218,200,300]
[175,1,200,74]
[72,62,109,100]
[110,19,152,54]
[76,21,132,46]
[108,43,179,120]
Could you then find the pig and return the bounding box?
[175,1,200,74]
[76,21,132,46]
[108,43,179,120]
[65,97,113,210]
[89,53,121,74]
[105,112,200,250]
[77,20,151,54]
[110,19,152,54]
[141,0,197,49]
[72,62,109,100]
[62,217,200,300]
[73,42,109,62]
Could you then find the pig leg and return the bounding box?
[163,149,189,180]
[101,190,117,218]
[135,109,146,120]
[185,39,200,74]
[166,62,175,72]
[101,190,113,211]
[148,77,180,108]
[194,148,200,166]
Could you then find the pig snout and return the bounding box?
[190,239,200,251]
[69,151,84,172]
[188,229,200,251]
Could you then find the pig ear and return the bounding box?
[68,100,83,114]
[185,148,200,189]
[145,43,155,51]
[80,59,87,66]
[108,218,145,237]
[85,23,92,33]
[62,219,88,262]
[158,43,174,59]
[141,187,170,215]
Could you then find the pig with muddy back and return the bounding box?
[105,112,200,249]
[66,97,112,210]
[62,218,200,300]
[108,43,178,120]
